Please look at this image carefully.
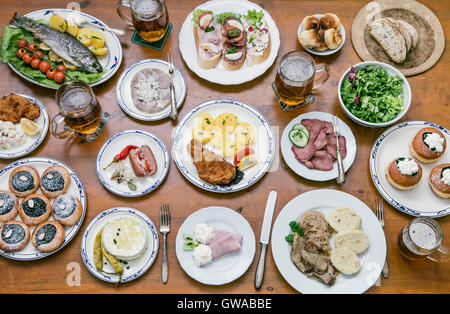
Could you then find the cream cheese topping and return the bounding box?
[441,168,450,185]
[397,158,419,176]
[424,132,444,153]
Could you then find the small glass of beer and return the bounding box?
[273,51,329,112]
[117,0,169,42]
[51,80,103,142]
[397,217,448,263]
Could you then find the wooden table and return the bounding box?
[0,0,448,294]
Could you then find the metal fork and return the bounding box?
[167,54,178,120]
[374,198,389,278]
[160,204,171,284]
[332,116,345,185]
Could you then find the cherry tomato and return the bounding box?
[30,58,41,69]
[22,53,33,64]
[27,42,39,51]
[17,48,27,59]
[53,71,66,83]
[56,65,67,72]
[39,61,51,73]
[17,39,28,48]
[32,50,44,60]
[46,68,57,80]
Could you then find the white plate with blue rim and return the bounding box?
[175,206,255,285]
[116,59,186,121]
[271,189,386,294]
[0,157,87,261]
[96,130,169,197]
[8,9,122,89]
[172,99,275,193]
[81,207,159,284]
[0,94,48,159]
[370,120,450,217]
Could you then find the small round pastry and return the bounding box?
[31,221,65,253]
[19,194,51,226]
[0,221,30,252]
[324,28,343,49]
[298,29,321,49]
[302,15,320,31]
[320,13,341,30]
[410,127,447,163]
[8,165,39,198]
[40,165,71,198]
[385,157,423,190]
[429,163,450,198]
[51,194,83,226]
[0,190,19,223]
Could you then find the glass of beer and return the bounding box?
[397,217,448,263]
[117,0,169,42]
[51,80,103,142]
[273,51,329,112]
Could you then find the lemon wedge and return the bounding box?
[20,118,41,136]
[238,154,257,171]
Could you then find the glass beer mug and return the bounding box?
[117,0,169,42]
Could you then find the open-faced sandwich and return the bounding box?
[243,10,271,66]
[192,9,223,69]
[220,13,247,71]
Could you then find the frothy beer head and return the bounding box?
[280,55,315,83]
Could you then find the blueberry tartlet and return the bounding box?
[40,165,71,199]
[31,221,65,253]
[8,165,40,198]
[0,221,30,252]
[19,194,51,226]
[0,190,19,223]
[385,157,422,190]
[429,163,450,199]
[410,127,447,163]
[51,194,83,226]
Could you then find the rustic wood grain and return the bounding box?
[0,0,448,294]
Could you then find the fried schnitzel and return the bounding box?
[187,139,237,186]
[0,94,40,124]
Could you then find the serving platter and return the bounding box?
[175,206,255,285]
[116,59,186,121]
[281,111,357,181]
[96,130,170,198]
[178,0,280,85]
[0,94,48,159]
[172,99,275,193]
[370,120,450,217]
[6,8,122,89]
[271,189,386,294]
[0,157,87,261]
[81,207,159,284]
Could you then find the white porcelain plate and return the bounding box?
[81,207,159,284]
[175,206,255,285]
[271,189,386,294]
[96,130,169,197]
[281,111,357,181]
[116,59,186,121]
[370,121,450,217]
[179,0,280,85]
[172,99,275,193]
[0,94,48,159]
[9,9,122,89]
[0,157,87,261]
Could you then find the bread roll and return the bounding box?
[302,15,320,31]
[320,13,340,30]
[324,28,343,49]
[298,29,321,49]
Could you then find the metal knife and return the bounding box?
[332,116,345,185]
[254,190,277,289]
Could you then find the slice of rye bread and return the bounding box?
[380,17,412,53]
[369,19,407,63]
[396,20,419,50]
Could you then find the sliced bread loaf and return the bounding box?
[370,19,407,63]
[396,20,419,50]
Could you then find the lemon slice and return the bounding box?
[238,154,257,171]
[20,118,41,136]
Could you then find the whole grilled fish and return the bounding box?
[10,12,102,73]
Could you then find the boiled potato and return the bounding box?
[91,31,106,48]
[49,15,67,32]
[222,138,238,158]
[213,113,238,132]
[235,122,255,146]
[66,21,79,37]
[210,126,225,149]
[196,112,214,130]
[77,27,92,46]
[90,46,108,56]
[192,126,211,144]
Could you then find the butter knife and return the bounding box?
[332,116,345,185]
[254,190,277,289]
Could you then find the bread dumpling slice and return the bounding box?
[328,207,361,232]
[330,246,360,275]
[334,230,370,254]
[369,19,406,63]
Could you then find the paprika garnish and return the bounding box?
[103,145,139,170]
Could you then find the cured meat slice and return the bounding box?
[291,141,316,161]
[314,129,327,150]
[301,119,323,143]
[322,121,334,135]
[311,151,334,171]
[304,160,315,169]
[325,136,347,159]
[208,231,242,260]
